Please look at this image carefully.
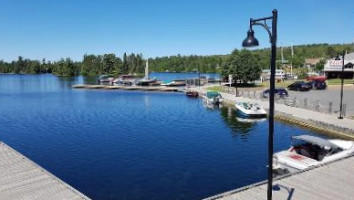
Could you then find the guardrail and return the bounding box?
[219,86,347,117]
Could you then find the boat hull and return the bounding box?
[235,103,267,118]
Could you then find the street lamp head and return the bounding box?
[242,29,259,47]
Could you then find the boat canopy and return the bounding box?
[292,135,339,149]
[206,91,220,98]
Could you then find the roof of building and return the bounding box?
[305,58,322,65]
[344,52,354,60]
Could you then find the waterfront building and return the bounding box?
[324,52,354,79]
[304,58,322,71]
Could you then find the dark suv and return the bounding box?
[309,80,327,90]
[287,81,311,91]
[262,88,289,98]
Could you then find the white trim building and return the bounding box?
[324,52,354,79]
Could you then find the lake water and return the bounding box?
[0,74,326,200]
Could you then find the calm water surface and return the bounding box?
[0,74,326,200]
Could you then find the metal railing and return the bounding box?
[219,86,347,117]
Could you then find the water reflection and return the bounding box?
[82,76,99,85]
[219,106,261,138]
[56,76,80,89]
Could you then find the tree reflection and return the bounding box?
[56,76,79,89]
[219,106,260,138]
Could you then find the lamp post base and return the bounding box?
[338,116,343,119]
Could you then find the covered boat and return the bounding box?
[203,91,223,105]
[273,135,354,174]
[235,102,267,117]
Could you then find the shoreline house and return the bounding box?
[304,58,322,72]
[324,52,354,79]
[260,69,285,81]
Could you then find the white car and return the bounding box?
[273,135,354,174]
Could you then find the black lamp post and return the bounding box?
[242,9,277,200]
[335,52,345,119]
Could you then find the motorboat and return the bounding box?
[160,80,186,87]
[136,78,158,86]
[186,91,199,98]
[113,75,139,85]
[273,135,354,174]
[203,91,223,105]
[235,102,267,117]
[98,75,114,84]
[235,117,266,123]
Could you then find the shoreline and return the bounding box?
[192,86,354,140]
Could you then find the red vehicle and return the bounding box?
[306,76,326,82]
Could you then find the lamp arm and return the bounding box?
[251,21,272,43]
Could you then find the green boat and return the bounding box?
[203,91,223,104]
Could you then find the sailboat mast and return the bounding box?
[291,43,294,78]
[145,59,149,80]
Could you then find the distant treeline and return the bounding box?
[0,43,352,77]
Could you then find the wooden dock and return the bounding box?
[205,156,354,200]
[72,84,182,92]
[0,142,90,200]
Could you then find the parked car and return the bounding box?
[309,80,327,90]
[287,81,311,91]
[262,88,289,98]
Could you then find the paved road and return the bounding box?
[287,85,354,116]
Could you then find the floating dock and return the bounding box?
[72,84,182,92]
[0,142,90,200]
[205,156,354,200]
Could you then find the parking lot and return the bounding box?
[287,85,354,117]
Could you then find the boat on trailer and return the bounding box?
[235,102,267,117]
[273,135,354,175]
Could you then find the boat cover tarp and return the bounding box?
[206,91,220,98]
[292,135,339,149]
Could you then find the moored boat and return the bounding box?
[135,60,160,86]
[235,102,267,117]
[113,75,139,85]
[203,91,223,105]
[161,80,186,87]
[186,91,198,97]
[273,135,354,175]
[98,75,114,84]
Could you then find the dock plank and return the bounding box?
[0,142,90,200]
[205,156,354,200]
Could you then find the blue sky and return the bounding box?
[0,0,353,61]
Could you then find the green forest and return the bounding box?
[0,43,352,77]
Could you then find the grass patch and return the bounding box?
[207,86,223,92]
[327,79,354,85]
[258,80,300,88]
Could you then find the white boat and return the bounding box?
[160,80,186,87]
[98,75,113,83]
[136,60,159,86]
[113,75,139,85]
[273,135,354,174]
[235,117,266,123]
[203,91,223,105]
[235,102,267,117]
